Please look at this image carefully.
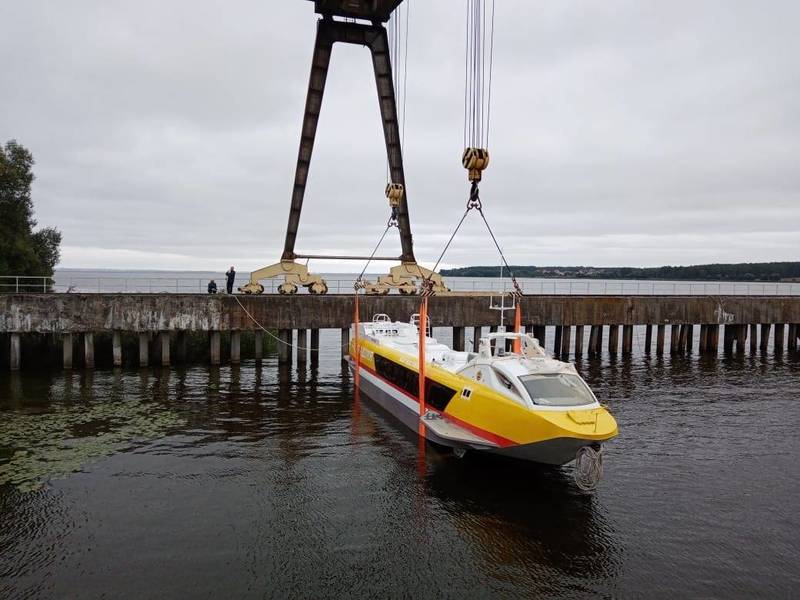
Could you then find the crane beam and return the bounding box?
[282,16,415,264]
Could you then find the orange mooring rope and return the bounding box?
[418,297,428,435]
[353,293,360,387]
[513,300,522,354]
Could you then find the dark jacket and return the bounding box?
[207,281,217,294]
[225,269,236,285]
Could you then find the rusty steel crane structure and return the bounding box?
[240,0,447,295]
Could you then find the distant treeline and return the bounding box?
[440,262,800,282]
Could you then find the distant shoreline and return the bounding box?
[441,262,800,283]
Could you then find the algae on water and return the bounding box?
[0,399,185,493]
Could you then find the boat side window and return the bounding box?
[519,374,595,407]
[492,368,526,405]
[373,354,457,411]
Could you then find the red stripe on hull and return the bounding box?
[355,360,516,448]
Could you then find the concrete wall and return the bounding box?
[2,294,799,333]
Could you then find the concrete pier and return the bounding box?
[229,331,240,364]
[453,326,465,352]
[340,327,349,360]
[177,332,187,363]
[10,333,21,370]
[561,326,571,357]
[588,326,599,355]
[670,325,680,354]
[113,331,122,366]
[532,325,545,348]
[297,329,308,365]
[760,324,771,352]
[608,325,619,355]
[210,331,221,365]
[139,334,149,367]
[310,329,320,365]
[63,333,73,369]
[278,329,291,365]
[255,331,264,361]
[622,325,633,355]
[3,293,800,369]
[774,324,784,352]
[84,333,95,369]
[574,325,584,356]
[159,332,170,366]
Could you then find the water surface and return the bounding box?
[1,333,799,598]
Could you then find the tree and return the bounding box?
[0,140,61,279]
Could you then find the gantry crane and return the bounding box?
[239,0,447,295]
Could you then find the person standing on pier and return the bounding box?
[225,266,236,294]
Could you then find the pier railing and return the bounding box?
[2,275,800,296]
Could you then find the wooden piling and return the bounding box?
[210,331,221,365]
[622,325,633,355]
[297,329,308,364]
[644,325,652,354]
[254,331,263,360]
[532,325,545,348]
[277,329,291,365]
[84,333,95,369]
[473,326,482,352]
[561,326,571,357]
[670,325,680,354]
[685,324,693,352]
[340,327,349,360]
[453,326,465,352]
[160,332,170,366]
[656,325,665,355]
[723,325,735,353]
[230,331,241,364]
[774,324,785,353]
[789,324,798,352]
[596,325,604,354]
[177,332,187,364]
[310,329,320,365]
[760,324,771,351]
[553,326,563,355]
[588,326,599,355]
[112,331,122,366]
[678,325,688,353]
[63,333,73,369]
[139,333,149,367]
[736,324,747,354]
[699,325,708,353]
[608,325,619,355]
[10,333,21,371]
[574,325,584,356]
[708,324,719,354]
[749,324,758,354]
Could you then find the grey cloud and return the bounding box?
[1,0,798,272]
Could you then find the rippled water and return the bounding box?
[1,331,799,598]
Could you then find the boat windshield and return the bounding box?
[518,374,596,407]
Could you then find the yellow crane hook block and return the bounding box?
[385,182,404,208]
[462,147,490,182]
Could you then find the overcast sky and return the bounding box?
[2,0,798,273]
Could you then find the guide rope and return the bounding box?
[234,295,319,353]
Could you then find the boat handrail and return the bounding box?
[373,314,391,323]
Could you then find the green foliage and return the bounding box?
[0,140,62,277]
[441,262,800,282]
